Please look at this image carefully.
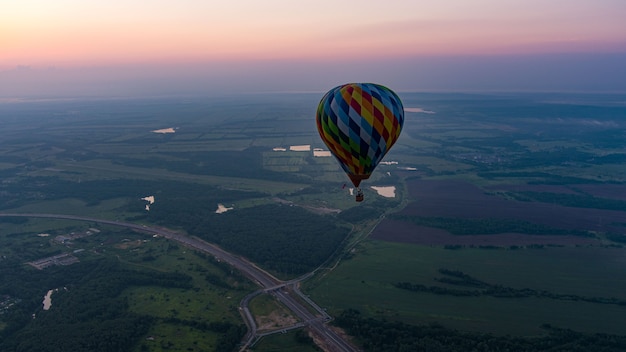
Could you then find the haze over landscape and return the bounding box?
[2,2,626,352]
[2,0,626,97]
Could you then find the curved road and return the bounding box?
[0,213,358,352]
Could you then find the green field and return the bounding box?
[306,240,626,336]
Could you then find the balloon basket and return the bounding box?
[355,188,364,202]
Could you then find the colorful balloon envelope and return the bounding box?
[316,83,404,201]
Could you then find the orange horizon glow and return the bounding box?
[3,1,626,70]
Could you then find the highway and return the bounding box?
[0,213,359,352]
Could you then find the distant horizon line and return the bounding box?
[2,89,626,104]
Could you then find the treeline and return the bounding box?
[113,147,308,183]
[152,204,350,278]
[477,171,604,185]
[335,309,626,352]
[337,199,391,223]
[1,232,65,262]
[477,144,626,172]
[443,244,565,250]
[194,251,250,290]
[0,176,151,209]
[4,171,354,280]
[0,258,199,352]
[0,176,260,210]
[605,232,626,244]
[156,317,245,352]
[507,191,626,212]
[391,215,592,237]
[394,269,626,306]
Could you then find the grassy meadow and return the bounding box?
[306,240,626,336]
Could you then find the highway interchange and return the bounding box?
[0,213,359,352]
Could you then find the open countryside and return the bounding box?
[1,92,626,351]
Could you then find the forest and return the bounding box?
[149,203,350,277]
[0,257,245,352]
[334,309,626,352]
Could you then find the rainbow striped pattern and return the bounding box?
[316,83,404,186]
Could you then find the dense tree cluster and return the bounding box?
[395,269,626,306]
[0,176,261,211]
[114,147,308,184]
[503,191,626,212]
[605,232,626,244]
[392,215,593,237]
[477,172,604,185]
[157,317,246,352]
[156,204,350,277]
[337,199,391,223]
[334,309,626,352]
[0,177,146,210]
[0,258,207,352]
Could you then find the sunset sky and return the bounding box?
[2,0,626,97]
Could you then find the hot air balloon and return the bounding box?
[316,83,404,202]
